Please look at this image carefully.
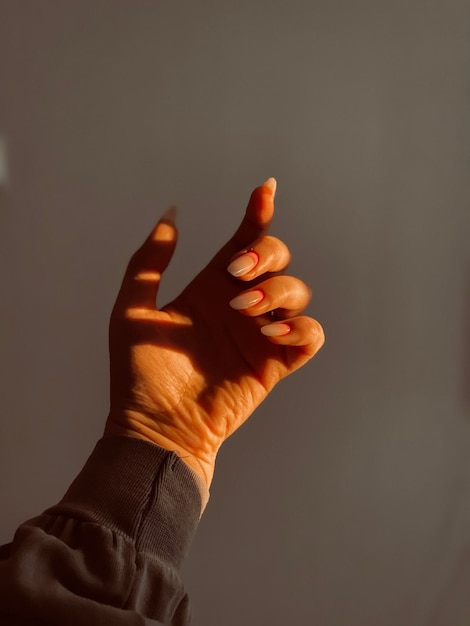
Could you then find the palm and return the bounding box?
[110,254,307,454]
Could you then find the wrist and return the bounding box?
[104,413,217,489]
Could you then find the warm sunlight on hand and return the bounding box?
[104,179,325,487]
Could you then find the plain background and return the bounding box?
[1,2,469,624]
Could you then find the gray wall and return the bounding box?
[1,2,469,624]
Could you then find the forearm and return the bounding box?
[0,436,205,626]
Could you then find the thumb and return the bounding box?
[114,206,178,312]
[210,178,277,269]
[231,177,277,248]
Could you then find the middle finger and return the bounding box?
[229,275,312,319]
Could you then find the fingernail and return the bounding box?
[229,290,264,310]
[227,252,259,277]
[160,205,177,224]
[263,177,277,197]
[260,323,291,337]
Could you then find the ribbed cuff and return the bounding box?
[45,436,205,569]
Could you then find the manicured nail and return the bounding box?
[229,290,264,310]
[160,205,177,224]
[263,177,277,197]
[261,323,291,337]
[227,251,259,277]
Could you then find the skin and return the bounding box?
[104,179,325,488]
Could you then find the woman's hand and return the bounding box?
[104,179,325,488]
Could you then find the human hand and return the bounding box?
[104,179,325,488]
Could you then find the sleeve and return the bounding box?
[0,435,209,626]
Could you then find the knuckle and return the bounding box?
[262,235,291,260]
[311,319,325,345]
[290,275,312,297]
[292,277,312,304]
[262,234,281,247]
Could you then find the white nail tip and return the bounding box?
[263,177,277,196]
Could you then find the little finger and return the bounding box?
[261,316,325,355]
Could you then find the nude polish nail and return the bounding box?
[227,252,258,277]
[260,323,291,337]
[229,290,264,310]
